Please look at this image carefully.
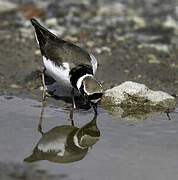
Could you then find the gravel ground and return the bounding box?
[0,0,178,97]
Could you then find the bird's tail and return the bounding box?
[30,18,57,46]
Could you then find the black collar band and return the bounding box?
[70,64,93,89]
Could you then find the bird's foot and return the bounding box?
[42,87,51,101]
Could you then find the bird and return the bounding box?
[30,18,103,114]
[24,109,100,163]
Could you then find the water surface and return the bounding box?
[0,96,178,180]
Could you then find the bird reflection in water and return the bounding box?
[24,102,100,163]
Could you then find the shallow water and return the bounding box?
[0,96,178,180]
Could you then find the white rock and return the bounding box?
[101,81,176,110]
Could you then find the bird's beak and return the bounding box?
[92,103,98,115]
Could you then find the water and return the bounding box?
[0,96,178,180]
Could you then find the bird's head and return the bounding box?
[77,75,103,113]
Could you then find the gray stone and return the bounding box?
[101,81,176,111]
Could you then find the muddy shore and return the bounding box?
[0,0,178,102]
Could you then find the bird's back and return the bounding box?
[42,39,92,69]
[31,19,92,69]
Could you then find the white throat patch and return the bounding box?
[76,74,93,90]
[73,134,87,149]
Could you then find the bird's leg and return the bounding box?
[92,103,98,115]
[68,88,76,126]
[38,101,47,134]
[71,88,76,109]
[69,108,74,126]
[165,110,171,120]
[41,67,47,101]
[41,67,51,101]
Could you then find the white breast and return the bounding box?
[37,141,65,157]
[43,56,71,87]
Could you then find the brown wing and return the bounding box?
[42,39,92,69]
[31,18,92,68]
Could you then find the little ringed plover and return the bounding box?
[30,19,103,114]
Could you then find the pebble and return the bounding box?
[138,43,169,53]
[54,26,66,36]
[94,46,111,54]
[124,69,129,73]
[10,84,21,89]
[170,63,178,68]
[0,1,17,12]
[163,16,178,29]
[98,2,125,15]
[65,36,78,42]
[45,18,58,26]
[137,74,142,78]
[35,50,41,55]
[86,41,95,47]
[68,26,79,35]
[132,16,146,29]
[147,54,160,64]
